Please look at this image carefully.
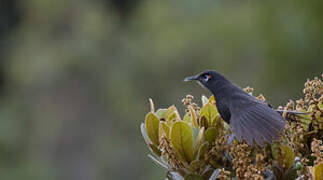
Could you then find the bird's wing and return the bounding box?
[229,99,285,146]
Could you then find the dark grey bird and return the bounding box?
[184,70,302,146]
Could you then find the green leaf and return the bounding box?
[313,163,323,180]
[167,105,180,122]
[170,121,194,163]
[192,127,200,145]
[281,145,295,169]
[141,123,161,156]
[200,103,219,127]
[145,112,160,146]
[157,106,181,124]
[272,144,295,169]
[141,123,152,145]
[298,109,312,131]
[211,115,221,127]
[148,144,162,156]
[199,116,209,128]
[183,113,191,123]
[194,127,205,153]
[159,122,170,139]
[205,127,218,144]
[208,95,215,104]
[318,101,323,111]
[156,108,167,119]
[189,106,198,128]
[197,141,209,160]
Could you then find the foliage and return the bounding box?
[141,74,323,179]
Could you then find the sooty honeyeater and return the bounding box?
[184,70,302,146]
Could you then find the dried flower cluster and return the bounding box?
[182,94,200,112]
[311,138,323,165]
[229,143,265,179]
[141,74,323,180]
[217,168,231,180]
[243,86,254,95]
[159,135,184,169]
[208,135,228,162]
[230,143,251,178]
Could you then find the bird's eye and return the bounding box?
[202,74,212,82]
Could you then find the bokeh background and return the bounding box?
[0,0,322,179]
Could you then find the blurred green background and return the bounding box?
[0,0,322,179]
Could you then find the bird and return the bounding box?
[184,70,302,146]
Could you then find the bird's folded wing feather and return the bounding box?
[230,102,285,146]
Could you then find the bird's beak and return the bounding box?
[184,75,199,82]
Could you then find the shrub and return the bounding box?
[141,74,323,180]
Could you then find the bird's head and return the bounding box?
[184,70,228,91]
